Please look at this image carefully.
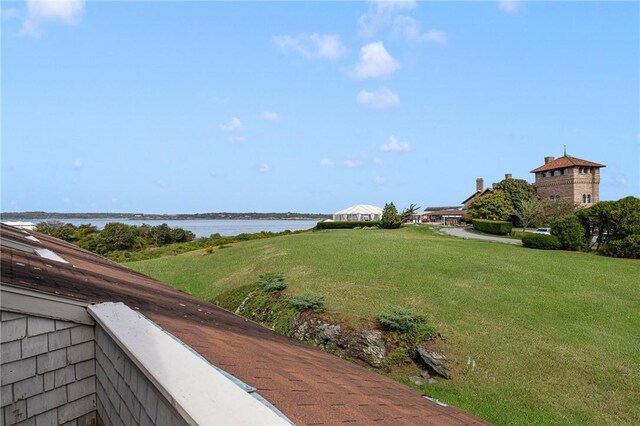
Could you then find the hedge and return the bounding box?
[315,221,380,230]
[600,235,640,259]
[522,233,562,250]
[551,215,586,251]
[472,219,513,235]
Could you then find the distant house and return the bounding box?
[530,155,605,205]
[0,224,485,425]
[332,204,383,221]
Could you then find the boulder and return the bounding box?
[417,346,450,379]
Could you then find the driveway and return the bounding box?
[441,226,522,245]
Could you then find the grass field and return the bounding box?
[126,225,640,425]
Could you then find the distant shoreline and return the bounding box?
[0,212,331,221]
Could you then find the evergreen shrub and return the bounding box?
[551,215,586,250]
[600,235,640,259]
[257,272,287,292]
[379,306,422,333]
[289,293,325,310]
[522,233,562,250]
[472,219,513,235]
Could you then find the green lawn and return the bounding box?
[126,225,640,425]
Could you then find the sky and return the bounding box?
[1,0,639,214]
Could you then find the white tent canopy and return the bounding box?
[333,204,383,222]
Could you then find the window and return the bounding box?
[583,194,587,203]
[542,172,548,178]
[550,196,554,200]
[555,195,560,200]
[561,168,568,175]
[587,194,591,203]
[578,167,583,173]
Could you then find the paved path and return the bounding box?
[441,226,522,245]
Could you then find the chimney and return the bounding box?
[476,178,484,192]
[544,156,555,164]
[505,173,512,179]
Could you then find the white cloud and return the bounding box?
[262,111,280,121]
[228,135,246,144]
[374,176,386,184]
[72,159,83,170]
[274,33,347,61]
[356,88,400,109]
[373,157,384,166]
[259,164,270,173]
[2,8,18,20]
[380,135,411,152]
[343,158,363,169]
[394,16,447,43]
[498,0,522,14]
[21,0,85,37]
[220,116,242,132]
[320,158,335,168]
[615,175,628,186]
[352,41,400,79]
[358,0,417,38]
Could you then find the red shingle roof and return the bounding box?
[530,155,605,173]
[0,224,489,425]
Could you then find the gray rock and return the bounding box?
[428,378,437,384]
[348,330,387,369]
[316,323,341,344]
[409,376,423,386]
[420,370,431,379]
[417,346,450,379]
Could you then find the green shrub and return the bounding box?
[257,272,287,292]
[472,219,513,235]
[600,235,640,259]
[379,306,422,333]
[522,233,562,250]
[315,221,380,230]
[289,293,325,310]
[551,215,586,250]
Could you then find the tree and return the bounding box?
[399,204,420,224]
[467,190,512,221]
[35,221,77,242]
[99,223,136,251]
[533,199,577,227]
[380,203,402,229]
[513,199,540,232]
[494,178,536,207]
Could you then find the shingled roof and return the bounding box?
[530,155,605,173]
[0,224,488,425]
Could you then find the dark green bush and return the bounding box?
[600,235,640,259]
[257,272,287,292]
[551,215,586,250]
[315,221,380,230]
[379,306,423,333]
[289,293,325,310]
[472,219,513,235]
[522,233,562,250]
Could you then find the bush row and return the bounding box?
[315,221,380,230]
[472,219,513,235]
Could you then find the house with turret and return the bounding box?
[530,154,605,206]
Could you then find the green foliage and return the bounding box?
[468,190,512,221]
[381,202,402,229]
[472,219,513,235]
[522,233,562,250]
[289,292,325,310]
[610,196,640,240]
[575,201,615,249]
[35,221,77,242]
[400,204,420,223]
[600,235,640,259]
[495,178,536,207]
[512,199,540,231]
[533,199,577,227]
[257,272,287,292]
[316,221,380,230]
[379,306,423,333]
[551,215,586,250]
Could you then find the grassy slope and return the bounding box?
[126,226,640,425]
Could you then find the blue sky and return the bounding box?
[2,0,638,214]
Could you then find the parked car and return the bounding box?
[533,228,551,235]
